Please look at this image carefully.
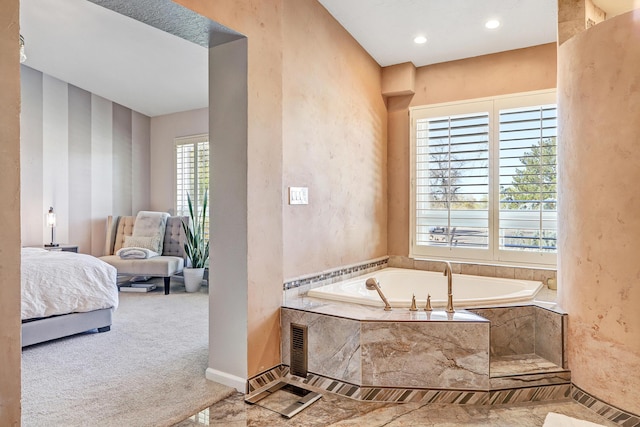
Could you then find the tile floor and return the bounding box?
[174,386,618,427]
[174,283,618,426]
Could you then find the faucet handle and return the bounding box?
[424,294,432,311]
[409,294,418,311]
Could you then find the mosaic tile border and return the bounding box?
[283,257,388,291]
[247,365,571,406]
[294,373,489,404]
[247,365,289,393]
[572,385,640,427]
[249,369,640,426]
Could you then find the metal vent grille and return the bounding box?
[290,323,308,378]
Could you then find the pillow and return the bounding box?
[116,247,159,259]
[132,211,169,254]
[123,235,162,253]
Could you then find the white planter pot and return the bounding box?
[183,267,205,293]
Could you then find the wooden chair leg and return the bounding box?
[164,277,170,295]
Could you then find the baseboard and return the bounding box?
[206,367,246,393]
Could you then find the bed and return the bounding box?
[21,247,119,347]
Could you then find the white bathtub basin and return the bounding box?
[306,267,543,309]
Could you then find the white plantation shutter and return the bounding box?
[415,113,490,250]
[412,99,493,261]
[175,134,209,238]
[176,143,195,216]
[411,91,557,266]
[498,105,557,253]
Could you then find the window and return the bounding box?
[410,91,557,266]
[175,134,209,237]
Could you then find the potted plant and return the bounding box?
[181,190,209,292]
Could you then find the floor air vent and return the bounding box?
[290,323,308,377]
[245,381,322,418]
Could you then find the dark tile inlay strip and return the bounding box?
[249,366,573,406]
[572,385,640,427]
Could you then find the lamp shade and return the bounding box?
[19,35,26,63]
[47,207,56,227]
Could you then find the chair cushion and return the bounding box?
[99,255,184,277]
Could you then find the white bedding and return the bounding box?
[21,248,119,320]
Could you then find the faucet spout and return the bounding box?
[443,261,455,313]
[365,278,392,311]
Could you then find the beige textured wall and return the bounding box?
[585,0,606,27]
[558,10,640,415]
[175,0,284,377]
[149,108,209,213]
[388,43,558,256]
[559,0,607,45]
[0,0,22,424]
[559,0,587,44]
[282,0,387,279]
[382,62,416,96]
[176,0,386,378]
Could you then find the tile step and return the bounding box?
[490,353,567,378]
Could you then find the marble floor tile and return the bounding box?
[174,386,618,427]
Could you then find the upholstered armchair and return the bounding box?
[99,215,188,294]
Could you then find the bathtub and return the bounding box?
[306,267,543,309]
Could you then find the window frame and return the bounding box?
[174,133,209,228]
[409,90,557,267]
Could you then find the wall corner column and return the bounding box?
[558,10,640,416]
[383,62,415,257]
[0,0,23,423]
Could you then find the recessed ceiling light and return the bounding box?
[414,35,427,44]
[485,20,500,29]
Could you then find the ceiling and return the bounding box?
[317,0,559,68]
[317,0,638,68]
[20,0,209,117]
[19,0,638,117]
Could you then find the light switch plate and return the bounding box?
[289,187,308,205]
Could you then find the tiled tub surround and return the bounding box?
[282,306,491,390]
[267,260,638,425]
[278,292,569,405]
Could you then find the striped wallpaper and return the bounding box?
[20,65,151,256]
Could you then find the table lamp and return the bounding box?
[44,206,58,247]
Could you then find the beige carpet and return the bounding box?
[21,280,236,427]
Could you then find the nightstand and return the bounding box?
[43,244,78,253]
